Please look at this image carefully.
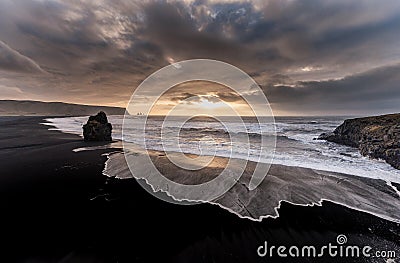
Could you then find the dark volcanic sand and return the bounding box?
[0,116,399,262]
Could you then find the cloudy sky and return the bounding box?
[0,0,400,115]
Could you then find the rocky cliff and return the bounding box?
[319,113,400,169]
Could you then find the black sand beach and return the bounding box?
[0,116,399,262]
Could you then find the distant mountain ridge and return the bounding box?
[0,100,125,116]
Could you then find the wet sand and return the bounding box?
[108,147,400,222]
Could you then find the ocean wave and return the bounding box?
[44,115,400,184]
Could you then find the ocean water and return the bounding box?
[43,115,400,184]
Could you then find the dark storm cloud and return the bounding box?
[266,63,400,114]
[140,0,400,78]
[0,1,145,73]
[0,0,399,113]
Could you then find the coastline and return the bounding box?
[1,116,399,262]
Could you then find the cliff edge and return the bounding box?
[319,113,400,169]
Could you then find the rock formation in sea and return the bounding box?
[82,111,112,141]
[319,113,400,169]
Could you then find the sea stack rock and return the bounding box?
[318,113,400,169]
[83,111,112,141]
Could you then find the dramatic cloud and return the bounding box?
[0,0,399,114]
[0,41,45,73]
